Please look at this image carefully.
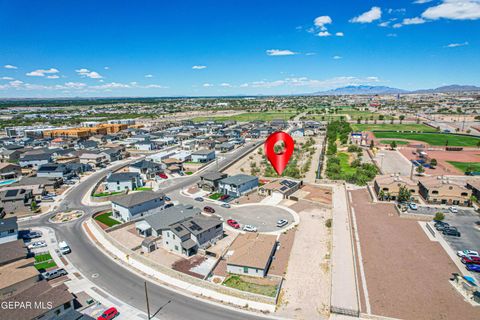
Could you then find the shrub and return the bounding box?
[325,219,332,228]
[434,212,445,221]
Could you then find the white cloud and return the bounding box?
[422,0,480,20]
[238,76,382,90]
[317,31,332,37]
[305,52,317,56]
[335,32,344,37]
[378,21,390,27]
[333,55,342,60]
[4,64,17,69]
[266,49,298,56]
[313,16,332,30]
[26,68,59,77]
[144,74,154,78]
[192,65,207,70]
[202,83,213,87]
[414,0,433,3]
[445,41,469,47]
[403,17,427,25]
[64,82,87,89]
[387,33,398,37]
[1,77,14,80]
[350,7,382,23]
[9,80,24,87]
[76,68,103,79]
[104,66,109,70]
[46,75,60,79]
[393,23,403,28]
[220,83,232,87]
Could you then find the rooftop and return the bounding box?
[219,174,258,186]
[112,191,165,208]
[227,233,277,270]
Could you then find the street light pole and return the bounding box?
[145,282,151,320]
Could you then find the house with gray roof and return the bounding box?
[105,172,143,192]
[197,171,227,192]
[111,191,166,222]
[128,160,164,180]
[218,174,259,197]
[0,217,18,244]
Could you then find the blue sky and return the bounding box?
[0,0,479,97]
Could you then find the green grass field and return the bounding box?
[223,275,278,297]
[34,253,57,270]
[135,187,152,191]
[352,124,437,132]
[193,112,296,122]
[447,161,480,173]
[379,140,410,145]
[337,152,356,174]
[94,212,121,227]
[92,191,123,197]
[373,132,480,147]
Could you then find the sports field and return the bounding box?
[379,140,410,145]
[352,124,436,132]
[373,132,480,147]
[447,161,480,173]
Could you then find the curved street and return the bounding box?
[19,141,280,320]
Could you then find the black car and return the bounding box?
[21,231,42,240]
[164,196,171,201]
[165,203,174,209]
[435,222,450,231]
[443,228,461,237]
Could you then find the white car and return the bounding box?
[457,250,480,258]
[449,206,458,213]
[277,219,288,227]
[28,241,47,249]
[243,225,257,232]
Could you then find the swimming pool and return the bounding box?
[0,179,17,186]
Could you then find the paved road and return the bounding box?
[20,142,275,320]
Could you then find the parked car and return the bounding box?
[165,203,174,209]
[449,206,459,213]
[42,268,67,280]
[221,203,231,208]
[243,225,257,232]
[59,241,71,254]
[97,307,120,320]
[461,256,480,265]
[194,197,204,202]
[466,264,480,272]
[277,219,288,227]
[227,219,240,229]
[28,241,47,249]
[435,222,450,231]
[203,206,215,213]
[443,228,461,237]
[408,203,418,210]
[159,173,168,179]
[220,194,230,201]
[457,250,480,258]
[164,196,171,201]
[22,231,42,240]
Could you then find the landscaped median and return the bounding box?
[83,218,278,312]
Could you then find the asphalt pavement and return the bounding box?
[20,142,274,320]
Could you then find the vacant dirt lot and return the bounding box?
[350,189,480,320]
[277,205,331,320]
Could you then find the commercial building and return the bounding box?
[373,175,420,201]
[418,176,471,206]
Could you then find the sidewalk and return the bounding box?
[330,184,359,315]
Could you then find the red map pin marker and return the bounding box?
[264,131,294,175]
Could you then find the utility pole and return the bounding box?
[145,282,151,320]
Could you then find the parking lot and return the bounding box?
[350,189,480,320]
[406,205,476,217]
[374,149,412,176]
[441,212,480,282]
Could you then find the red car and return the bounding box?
[158,173,168,179]
[220,194,230,201]
[203,206,215,213]
[462,256,480,265]
[97,307,119,320]
[227,219,240,229]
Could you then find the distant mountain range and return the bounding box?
[311,84,480,96]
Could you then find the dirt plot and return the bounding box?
[299,184,332,206]
[350,189,480,320]
[268,229,295,277]
[172,256,206,279]
[399,147,480,176]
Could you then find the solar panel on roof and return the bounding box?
[175,226,183,232]
[5,190,18,197]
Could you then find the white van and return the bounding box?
[58,241,71,254]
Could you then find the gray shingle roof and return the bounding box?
[106,172,140,182]
[219,174,258,186]
[112,191,164,208]
[144,204,200,232]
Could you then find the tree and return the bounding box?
[390,141,397,150]
[476,140,480,149]
[399,115,405,124]
[470,195,478,204]
[379,190,385,201]
[370,140,375,149]
[430,158,437,168]
[30,200,38,211]
[434,212,445,221]
[398,186,412,203]
[416,165,425,175]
